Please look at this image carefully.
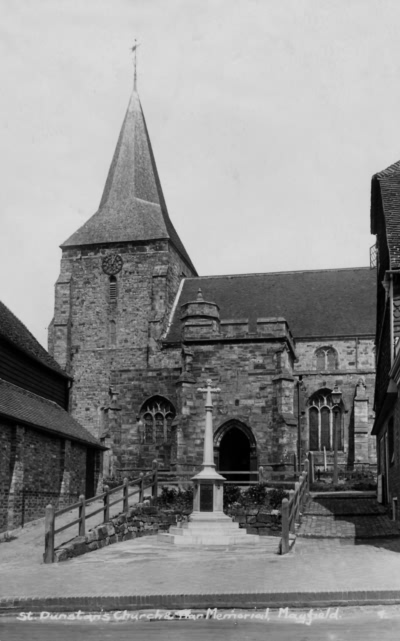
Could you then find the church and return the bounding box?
[48,81,377,481]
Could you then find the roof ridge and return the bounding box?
[183,266,372,281]
[0,377,102,447]
[0,300,69,378]
[0,378,60,409]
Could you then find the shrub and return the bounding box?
[157,486,193,509]
[242,483,267,505]
[223,485,242,509]
[268,488,289,509]
[158,486,178,505]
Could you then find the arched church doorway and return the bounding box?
[214,420,257,482]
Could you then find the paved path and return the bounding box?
[2,492,400,611]
[3,530,400,609]
[298,494,400,539]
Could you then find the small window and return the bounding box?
[109,276,117,303]
[315,347,338,371]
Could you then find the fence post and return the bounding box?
[43,503,55,564]
[78,494,86,537]
[152,460,158,502]
[139,472,144,503]
[281,498,289,554]
[308,452,314,485]
[123,477,129,513]
[288,489,295,532]
[258,466,264,484]
[103,485,110,523]
[294,481,300,522]
[293,452,298,474]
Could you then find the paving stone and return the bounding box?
[298,496,400,539]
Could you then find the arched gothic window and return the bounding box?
[315,347,338,371]
[139,396,176,445]
[308,389,343,452]
[109,276,117,303]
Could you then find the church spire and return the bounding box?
[62,65,196,274]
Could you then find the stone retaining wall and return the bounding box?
[54,504,282,562]
[54,505,188,562]
[227,506,281,536]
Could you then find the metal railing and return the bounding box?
[280,459,309,554]
[43,461,159,564]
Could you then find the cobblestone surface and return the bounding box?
[304,497,387,516]
[298,496,400,539]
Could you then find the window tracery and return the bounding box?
[308,389,343,452]
[315,347,338,371]
[139,396,176,445]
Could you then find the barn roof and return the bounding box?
[0,379,104,448]
[0,300,69,378]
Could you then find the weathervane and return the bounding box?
[130,39,141,90]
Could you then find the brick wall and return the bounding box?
[0,421,13,531]
[0,421,88,533]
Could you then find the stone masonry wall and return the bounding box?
[54,504,184,562]
[175,338,297,470]
[294,338,376,465]
[54,502,282,562]
[50,241,194,443]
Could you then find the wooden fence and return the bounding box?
[43,462,159,564]
[280,459,309,554]
[117,461,301,487]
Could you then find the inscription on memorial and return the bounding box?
[199,483,213,512]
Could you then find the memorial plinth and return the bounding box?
[158,380,260,546]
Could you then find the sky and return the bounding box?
[1,0,400,348]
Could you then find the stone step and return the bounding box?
[179,521,240,531]
[158,532,263,546]
[169,525,241,536]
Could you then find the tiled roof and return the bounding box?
[0,379,103,448]
[0,300,69,377]
[165,267,376,342]
[371,160,400,268]
[62,90,197,274]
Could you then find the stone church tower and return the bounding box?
[50,80,377,480]
[49,86,197,474]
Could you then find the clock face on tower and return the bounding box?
[102,253,123,275]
